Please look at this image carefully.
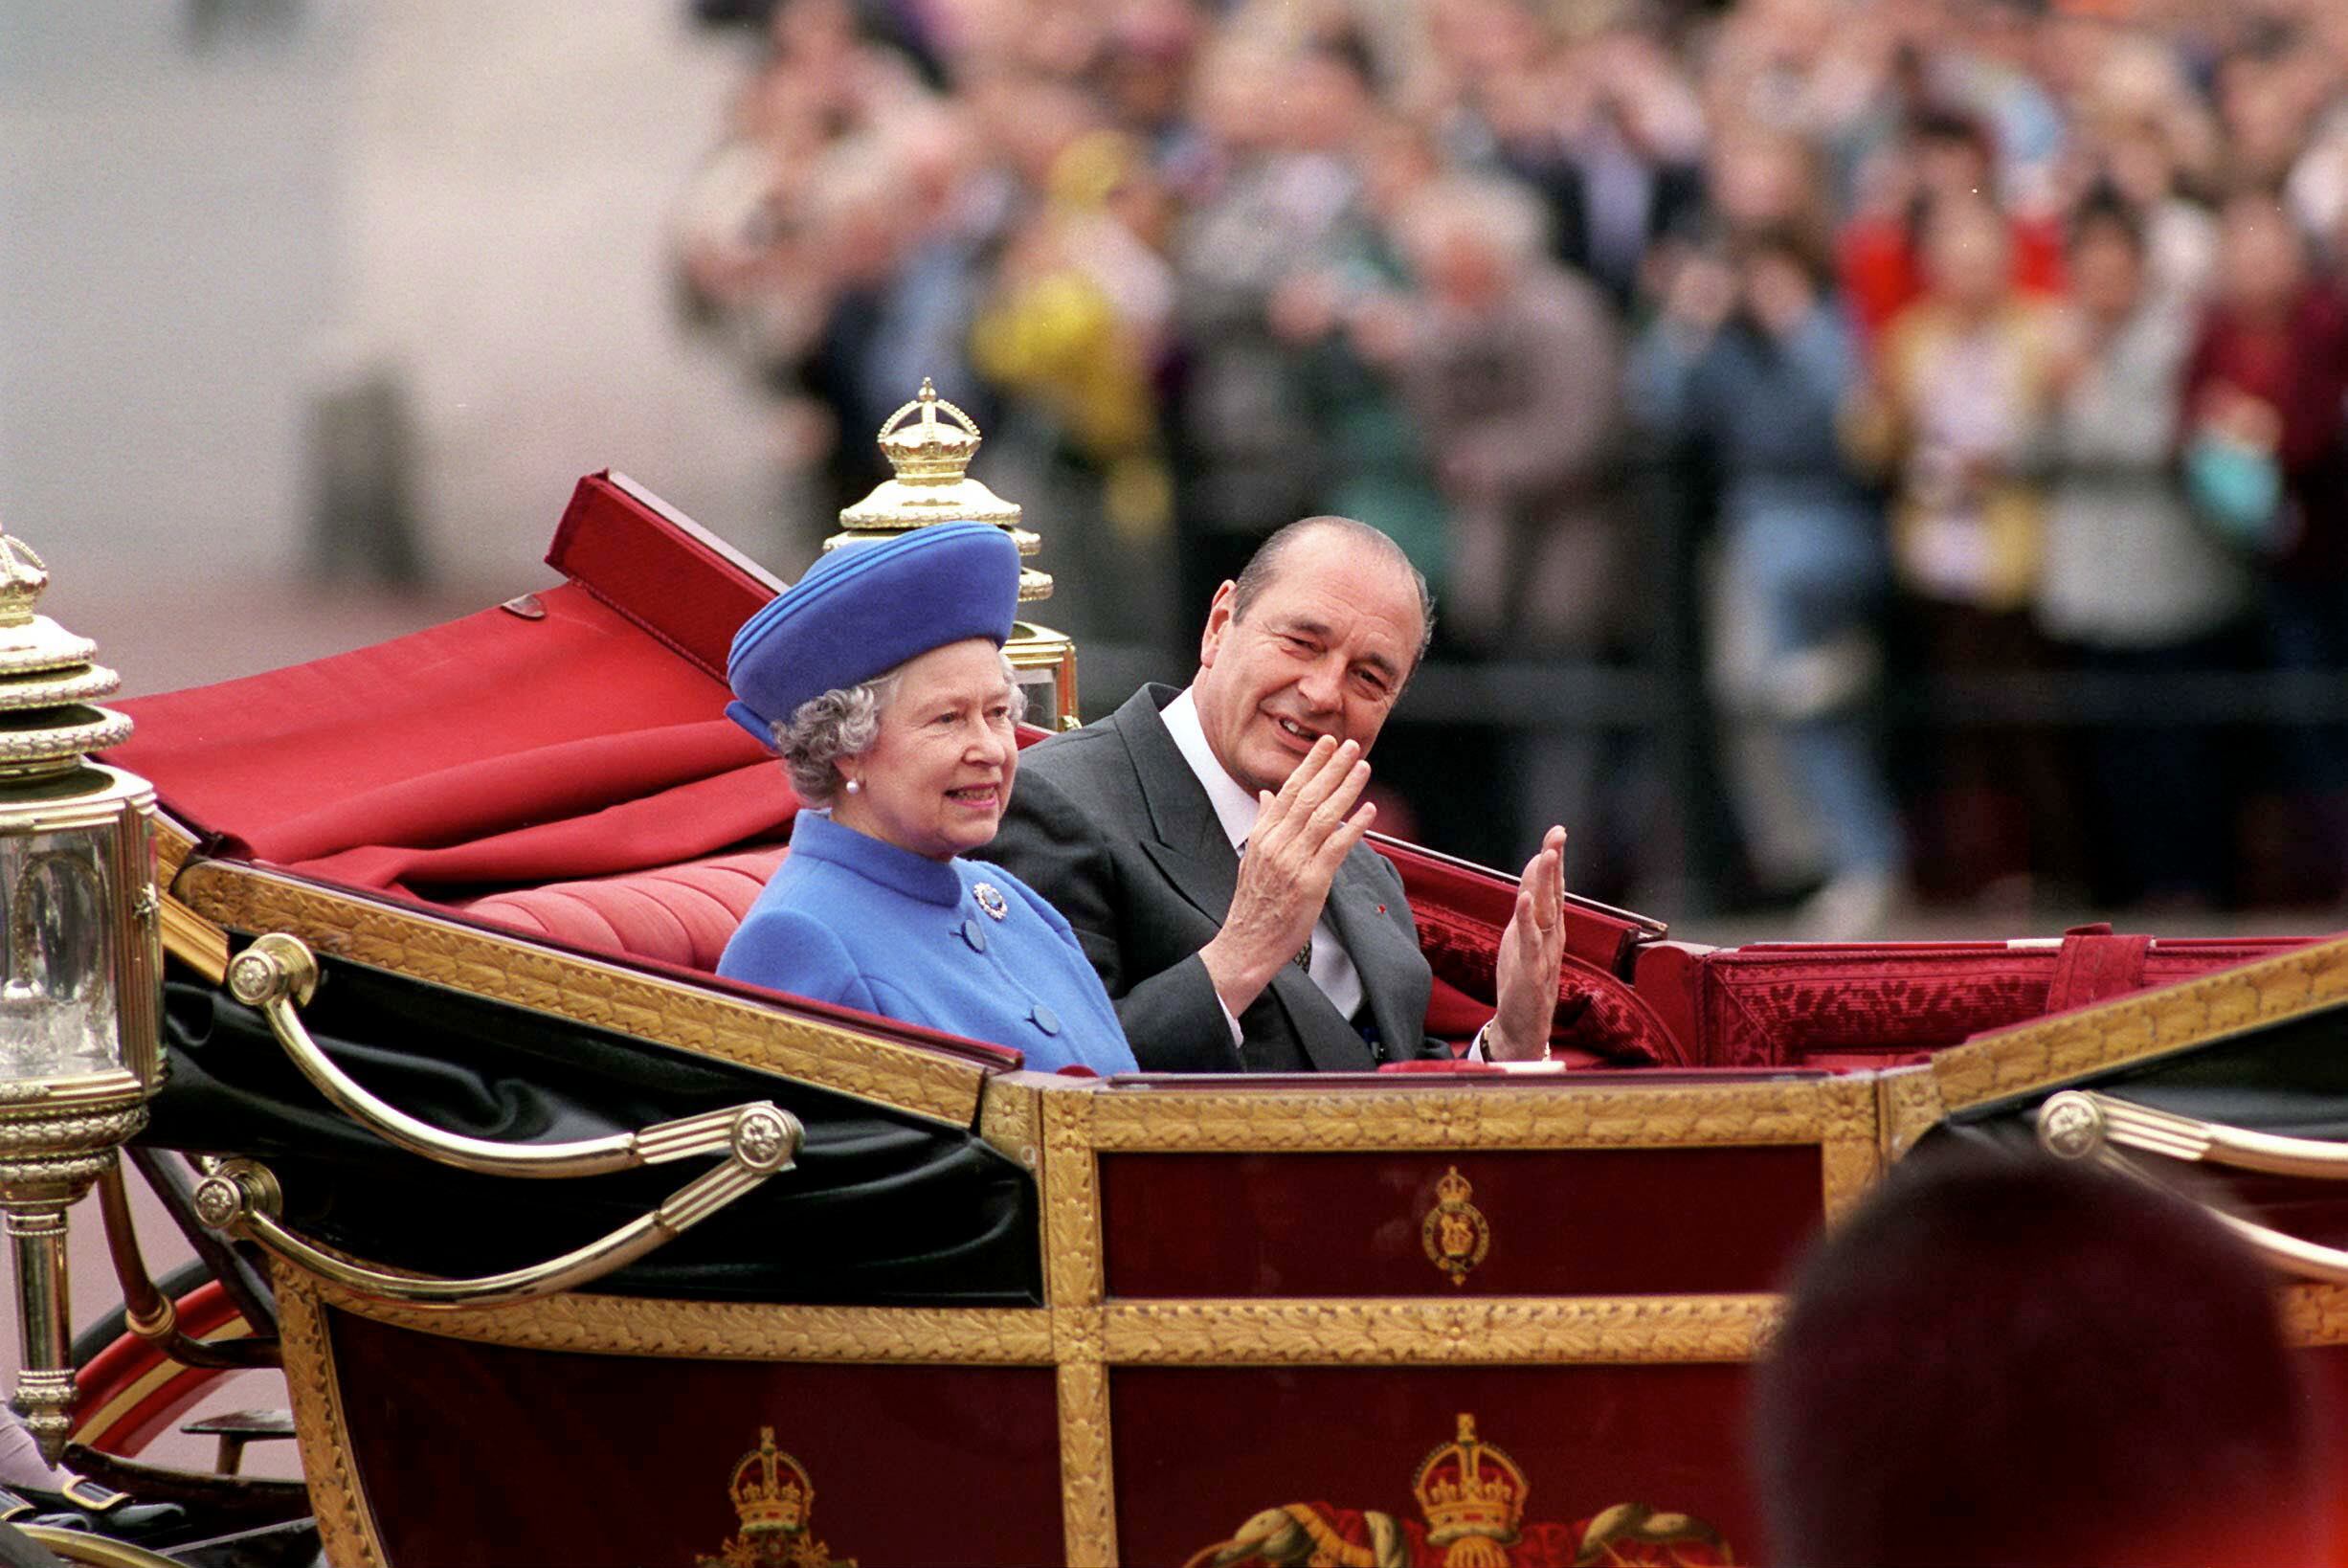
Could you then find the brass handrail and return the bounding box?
[2037,1087,2348,1179]
[190,1095,798,1310]
[203,930,804,1308]
[226,933,758,1178]
[2036,1089,2348,1286]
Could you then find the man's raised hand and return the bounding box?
[1487,826,1570,1062]
[1199,735,1376,1017]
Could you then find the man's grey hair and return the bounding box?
[771,651,1026,806]
[1229,515,1437,672]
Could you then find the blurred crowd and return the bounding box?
[672,0,2348,932]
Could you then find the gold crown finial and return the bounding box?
[826,378,1051,603]
[0,534,50,630]
[0,523,131,776]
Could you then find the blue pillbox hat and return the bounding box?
[726,521,1022,746]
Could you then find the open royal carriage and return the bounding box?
[17,387,2348,1567]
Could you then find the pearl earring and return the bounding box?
[843,778,861,795]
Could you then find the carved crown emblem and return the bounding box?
[1413,1413,1529,1555]
[698,1428,856,1568]
[730,1427,812,1535]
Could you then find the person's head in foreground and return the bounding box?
[1190,515,1432,797]
[1751,1145,2323,1568]
[727,520,1026,861]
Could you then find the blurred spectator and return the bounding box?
[1633,228,1902,937]
[2181,190,2348,897]
[1378,172,1625,659]
[1753,1146,2326,1567]
[1854,191,2072,901]
[1375,171,1627,858]
[2036,192,2248,907]
[1166,34,1368,616]
[1838,107,2065,344]
[1267,113,1449,594]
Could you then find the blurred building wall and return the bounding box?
[2,0,788,607]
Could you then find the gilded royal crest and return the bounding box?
[694,1427,856,1568]
[1184,1412,1733,1568]
[1421,1166,1490,1286]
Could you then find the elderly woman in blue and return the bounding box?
[717,522,1136,1076]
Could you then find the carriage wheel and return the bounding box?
[69,1261,259,1458]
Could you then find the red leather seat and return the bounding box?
[457,846,786,973]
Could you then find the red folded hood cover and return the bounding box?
[106,473,794,900]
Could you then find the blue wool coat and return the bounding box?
[718,810,1137,1076]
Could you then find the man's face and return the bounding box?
[1192,529,1422,795]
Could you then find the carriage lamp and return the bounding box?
[0,528,162,1463]
[829,378,1081,728]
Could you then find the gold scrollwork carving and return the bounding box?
[977,1076,1045,1174]
[308,1283,1056,1363]
[1057,1358,1117,1568]
[173,861,988,1127]
[1096,1296,1778,1365]
[2282,1283,2348,1347]
[274,1272,389,1568]
[1082,1078,1876,1153]
[1875,1065,1946,1162]
[1040,1090,1103,1311]
[1934,933,2348,1112]
[1821,1137,1881,1223]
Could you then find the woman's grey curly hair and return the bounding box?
[772,651,1026,806]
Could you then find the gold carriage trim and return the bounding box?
[1079,1076,1879,1152]
[1932,930,2348,1113]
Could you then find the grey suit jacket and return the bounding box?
[976,685,1439,1073]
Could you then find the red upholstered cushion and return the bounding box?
[458,846,786,973]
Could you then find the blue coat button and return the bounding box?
[1029,1003,1060,1036]
[960,918,988,952]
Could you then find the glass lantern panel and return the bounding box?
[0,825,120,1081]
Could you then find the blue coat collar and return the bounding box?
[789,811,965,907]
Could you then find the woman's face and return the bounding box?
[834,639,1019,862]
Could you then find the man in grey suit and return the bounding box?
[977,516,1569,1072]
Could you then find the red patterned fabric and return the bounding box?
[1661,936,2322,1068]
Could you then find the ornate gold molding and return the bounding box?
[150,812,197,893]
[2282,1283,2348,1346]
[1820,1135,1879,1222]
[309,1283,1055,1363]
[1083,1077,1876,1152]
[1040,1091,1103,1311]
[1095,1296,1778,1365]
[173,859,989,1127]
[1057,1358,1116,1568]
[275,1271,388,1568]
[1876,1065,1946,1163]
[977,1075,1045,1174]
[1934,933,2348,1113]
